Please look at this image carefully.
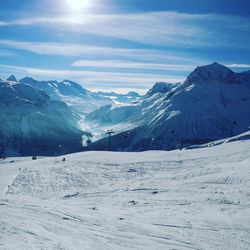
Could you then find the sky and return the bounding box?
[0,0,250,94]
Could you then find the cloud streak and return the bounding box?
[226,64,250,68]
[0,49,15,57]
[1,11,249,48]
[0,39,205,65]
[1,9,249,93]
[71,60,195,71]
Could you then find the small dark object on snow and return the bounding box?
[64,192,79,199]
[32,156,37,160]
[129,200,137,205]
[119,217,124,220]
[128,168,137,173]
[92,207,97,210]
[0,149,5,160]
[152,191,158,195]
[62,217,70,220]
[86,138,91,146]
[62,158,66,161]
[179,202,191,206]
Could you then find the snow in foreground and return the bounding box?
[0,140,250,249]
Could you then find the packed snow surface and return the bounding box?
[0,140,250,249]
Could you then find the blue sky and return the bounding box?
[0,0,250,93]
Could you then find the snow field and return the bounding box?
[0,140,250,249]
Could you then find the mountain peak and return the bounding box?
[196,62,232,73]
[7,75,17,82]
[205,62,231,70]
[146,82,175,96]
[210,62,221,66]
[20,76,38,84]
[186,62,235,84]
[127,91,140,97]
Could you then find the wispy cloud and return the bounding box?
[1,11,249,48]
[226,64,250,68]
[0,39,204,65]
[0,49,15,57]
[71,60,195,72]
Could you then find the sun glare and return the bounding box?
[65,0,89,11]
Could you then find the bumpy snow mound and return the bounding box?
[87,63,250,151]
[0,80,83,156]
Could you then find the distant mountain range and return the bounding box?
[6,76,141,114]
[86,62,250,151]
[17,77,113,114]
[96,91,141,104]
[0,76,141,155]
[1,62,250,155]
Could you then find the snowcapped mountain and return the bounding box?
[6,76,141,115]
[0,79,84,156]
[84,81,177,137]
[85,81,177,126]
[6,75,17,82]
[96,91,141,104]
[18,77,114,114]
[146,82,177,97]
[86,63,250,151]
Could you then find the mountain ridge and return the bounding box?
[15,77,141,114]
[0,79,84,156]
[85,62,250,151]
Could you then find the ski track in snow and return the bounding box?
[0,141,250,249]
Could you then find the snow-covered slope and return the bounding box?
[84,82,177,137]
[0,79,84,156]
[146,82,177,97]
[18,77,113,114]
[0,139,250,249]
[96,91,141,104]
[87,63,250,151]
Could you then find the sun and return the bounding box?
[65,0,89,11]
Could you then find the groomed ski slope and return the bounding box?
[0,140,250,249]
